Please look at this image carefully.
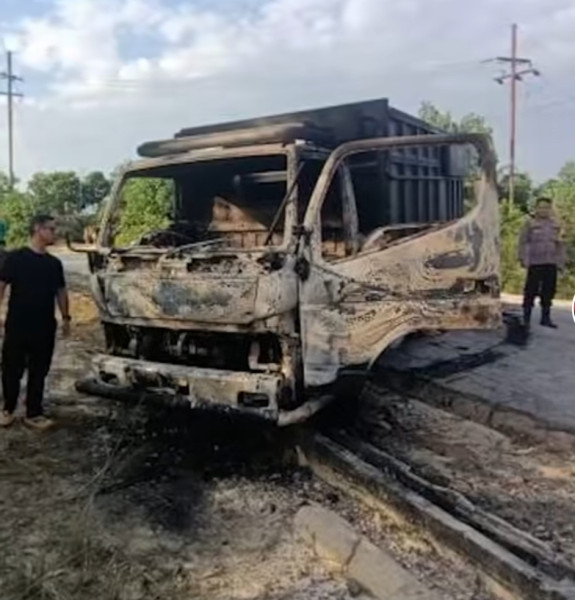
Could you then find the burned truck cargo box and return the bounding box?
[74,98,501,424]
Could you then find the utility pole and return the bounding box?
[0,51,24,190]
[485,24,540,207]
[509,23,518,210]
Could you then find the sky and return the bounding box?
[1,0,575,183]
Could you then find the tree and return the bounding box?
[499,202,526,294]
[418,101,495,169]
[114,177,174,246]
[0,168,176,249]
[27,171,82,215]
[81,171,111,209]
[0,190,35,246]
[418,101,496,206]
[418,101,493,137]
[539,163,575,220]
[557,161,575,186]
[0,172,10,198]
[539,163,575,272]
[498,171,533,213]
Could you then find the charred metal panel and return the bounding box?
[100,252,298,326]
[104,272,258,323]
[176,98,392,145]
[175,99,441,147]
[93,354,283,414]
[299,133,500,389]
[139,123,333,158]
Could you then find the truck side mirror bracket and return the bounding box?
[292,225,312,245]
[66,234,92,254]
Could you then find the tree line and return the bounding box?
[0,168,175,249]
[1,102,573,299]
[0,171,112,245]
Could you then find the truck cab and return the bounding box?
[79,99,501,425]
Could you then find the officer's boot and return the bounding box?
[540,306,558,329]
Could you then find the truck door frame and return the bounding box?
[297,133,499,392]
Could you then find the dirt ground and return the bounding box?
[358,384,575,566]
[0,290,353,600]
[3,283,571,600]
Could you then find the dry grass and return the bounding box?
[1,411,120,599]
[66,290,102,345]
[1,510,130,600]
[0,409,195,600]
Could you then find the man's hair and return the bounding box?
[29,214,55,236]
[535,196,552,206]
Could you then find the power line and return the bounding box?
[53,56,491,94]
[484,24,540,207]
[0,50,24,190]
[537,75,575,110]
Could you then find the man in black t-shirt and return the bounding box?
[0,214,71,430]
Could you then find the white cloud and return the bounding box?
[13,0,166,78]
[1,0,575,182]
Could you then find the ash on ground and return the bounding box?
[0,291,354,600]
[357,381,575,567]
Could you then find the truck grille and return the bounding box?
[103,323,283,373]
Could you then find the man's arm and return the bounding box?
[57,286,71,338]
[0,280,7,313]
[57,287,70,320]
[55,260,71,336]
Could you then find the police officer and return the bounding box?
[518,197,566,329]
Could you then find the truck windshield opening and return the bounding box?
[107,154,289,250]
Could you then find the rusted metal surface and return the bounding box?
[92,353,283,413]
[298,133,500,389]
[85,130,500,422]
[99,257,297,325]
[138,123,332,158]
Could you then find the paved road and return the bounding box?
[60,253,90,276]
[382,299,575,435]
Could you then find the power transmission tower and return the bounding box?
[484,24,540,207]
[0,51,24,190]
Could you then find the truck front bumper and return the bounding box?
[84,354,285,420]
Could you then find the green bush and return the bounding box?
[0,191,36,247]
[114,178,173,246]
[499,202,525,295]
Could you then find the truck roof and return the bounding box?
[175,97,440,141]
[137,97,442,159]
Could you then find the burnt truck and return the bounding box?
[76,98,501,425]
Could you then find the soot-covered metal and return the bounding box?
[77,101,501,425]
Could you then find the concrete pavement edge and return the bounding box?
[386,370,575,451]
[294,504,438,600]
